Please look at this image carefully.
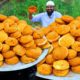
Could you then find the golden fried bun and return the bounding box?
[48,22,59,31]
[33,29,44,39]
[23,40,34,48]
[33,31,41,39]
[61,15,74,23]
[67,49,77,60]
[55,25,70,35]
[69,20,80,36]
[5,37,18,46]
[17,21,27,32]
[37,64,52,75]
[0,14,7,21]
[26,47,42,59]
[13,45,26,56]
[55,18,65,24]
[17,20,27,24]
[41,27,51,35]
[41,42,51,49]
[5,26,18,33]
[10,31,21,39]
[3,22,9,32]
[24,43,37,50]
[20,35,33,44]
[0,54,4,61]
[70,29,80,37]
[35,28,44,36]
[20,55,35,64]
[52,41,59,49]
[68,57,80,66]
[0,23,4,30]
[53,69,69,77]
[46,54,54,65]
[22,25,33,35]
[71,65,80,73]
[72,41,80,51]
[46,31,60,43]
[53,60,69,70]
[26,44,37,49]
[59,33,75,48]
[35,38,47,47]
[52,46,68,60]
[5,56,19,65]
[0,42,2,51]
[2,44,10,53]
[9,16,19,22]
[0,30,8,42]
[2,50,15,59]
[3,18,15,26]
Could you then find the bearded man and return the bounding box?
[29,0,62,27]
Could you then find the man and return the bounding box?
[29,0,62,27]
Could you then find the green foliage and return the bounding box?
[0,0,80,25]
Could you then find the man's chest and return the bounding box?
[41,15,56,23]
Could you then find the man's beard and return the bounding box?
[47,10,54,17]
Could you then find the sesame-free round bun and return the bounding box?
[53,60,69,70]
[53,69,69,77]
[67,49,77,60]
[2,50,15,59]
[5,37,18,46]
[5,56,19,65]
[71,65,80,73]
[68,57,80,66]
[20,35,33,44]
[20,55,35,64]
[26,47,42,59]
[52,46,68,60]
[37,64,52,75]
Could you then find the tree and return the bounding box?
[61,0,73,4]
[16,0,25,2]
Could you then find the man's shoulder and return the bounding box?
[32,12,46,18]
[38,12,46,16]
[54,11,61,14]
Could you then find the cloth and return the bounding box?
[31,11,62,27]
[46,0,55,6]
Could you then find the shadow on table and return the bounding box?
[0,66,48,80]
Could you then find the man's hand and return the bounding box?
[28,6,37,14]
[28,6,37,20]
[29,13,33,20]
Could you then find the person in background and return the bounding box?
[29,0,62,27]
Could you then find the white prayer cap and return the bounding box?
[46,0,55,6]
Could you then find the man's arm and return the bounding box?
[29,13,42,23]
[29,13,33,20]
[56,12,62,18]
